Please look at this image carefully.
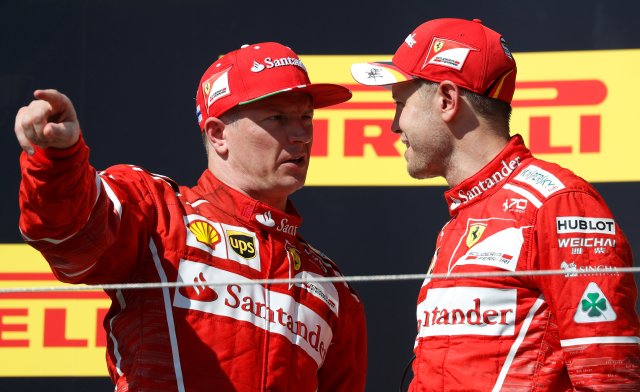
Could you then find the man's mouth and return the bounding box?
[284,155,306,165]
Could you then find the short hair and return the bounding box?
[418,79,512,132]
[201,109,241,154]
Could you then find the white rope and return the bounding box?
[1,267,638,294]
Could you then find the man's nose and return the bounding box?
[289,121,313,143]
[391,109,402,134]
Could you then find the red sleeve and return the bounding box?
[533,190,640,389]
[18,136,156,284]
[317,288,367,392]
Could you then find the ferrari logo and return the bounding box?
[466,223,487,248]
[203,81,211,96]
[287,245,302,271]
[434,41,444,52]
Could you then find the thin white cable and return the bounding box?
[0,267,638,294]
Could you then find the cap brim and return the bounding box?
[239,83,352,108]
[351,61,415,86]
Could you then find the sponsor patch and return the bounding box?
[227,230,257,259]
[276,218,298,236]
[184,215,227,258]
[503,198,528,213]
[421,37,477,71]
[251,56,307,73]
[574,282,616,323]
[466,223,487,248]
[416,287,516,337]
[202,67,231,109]
[222,224,261,271]
[255,211,276,227]
[456,224,525,272]
[513,165,565,197]
[174,260,333,365]
[453,157,522,207]
[287,245,302,271]
[188,220,221,248]
[561,261,619,278]
[556,217,615,235]
[294,271,340,315]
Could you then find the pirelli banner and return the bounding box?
[303,49,640,185]
[1,49,639,377]
[0,244,109,376]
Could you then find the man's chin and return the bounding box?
[278,176,307,195]
[407,167,436,180]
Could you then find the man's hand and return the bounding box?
[14,89,81,156]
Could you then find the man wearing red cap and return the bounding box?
[352,18,639,390]
[14,42,366,391]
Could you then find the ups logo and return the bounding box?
[227,230,257,259]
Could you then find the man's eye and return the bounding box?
[269,115,285,121]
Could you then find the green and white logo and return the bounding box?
[574,282,616,323]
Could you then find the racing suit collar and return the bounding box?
[444,134,531,215]
[196,170,303,238]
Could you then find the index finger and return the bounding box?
[33,89,77,122]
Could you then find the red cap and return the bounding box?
[350,18,517,103]
[196,42,352,130]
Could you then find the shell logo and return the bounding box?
[188,220,221,248]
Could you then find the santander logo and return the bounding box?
[173,260,334,366]
[178,272,218,302]
[416,286,516,337]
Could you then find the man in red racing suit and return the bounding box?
[413,135,640,390]
[351,17,640,390]
[16,42,366,391]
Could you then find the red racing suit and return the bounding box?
[18,136,367,392]
[410,135,640,391]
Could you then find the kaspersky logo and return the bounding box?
[574,282,616,323]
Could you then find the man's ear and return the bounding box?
[437,81,461,123]
[203,117,228,155]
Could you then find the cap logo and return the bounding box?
[421,37,477,72]
[405,33,417,48]
[252,56,307,73]
[202,67,232,109]
[251,61,266,72]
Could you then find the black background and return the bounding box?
[1,1,639,391]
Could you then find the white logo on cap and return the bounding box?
[251,57,307,73]
[405,33,417,48]
[251,61,266,73]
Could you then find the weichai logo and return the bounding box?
[300,51,640,185]
[227,231,256,259]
